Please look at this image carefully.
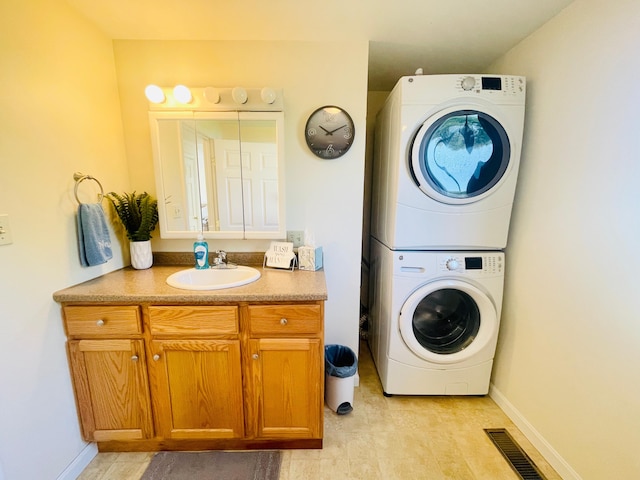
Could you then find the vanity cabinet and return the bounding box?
[63,306,154,442]
[61,300,324,451]
[147,306,245,440]
[246,305,323,439]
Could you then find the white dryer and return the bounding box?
[371,74,526,250]
[368,237,504,395]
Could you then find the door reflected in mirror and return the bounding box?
[150,111,285,239]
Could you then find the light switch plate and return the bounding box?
[0,214,13,245]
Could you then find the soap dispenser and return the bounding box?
[193,234,209,269]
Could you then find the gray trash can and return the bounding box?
[324,344,358,415]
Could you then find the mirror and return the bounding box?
[149,109,285,239]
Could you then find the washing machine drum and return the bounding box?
[410,108,511,204]
[399,280,498,364]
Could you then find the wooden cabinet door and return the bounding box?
[150,339,245,439]
[249,338,323,439]
[67,339,153,442]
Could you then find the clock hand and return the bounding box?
[319,125,332,135]
[327,124,347,135]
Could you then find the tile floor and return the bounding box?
[78,341,561,479]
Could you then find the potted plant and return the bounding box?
[106,191,159,269]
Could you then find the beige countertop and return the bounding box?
[53,265,327,304]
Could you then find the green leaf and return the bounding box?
[106,191,159,242]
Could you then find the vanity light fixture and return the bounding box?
[173,85,192,104]
[144,84,165,104]
[145,85,281,109]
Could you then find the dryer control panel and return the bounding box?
[456,75,525,98]
[439,254,503,274]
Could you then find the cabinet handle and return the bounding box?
[252,354,259,360]
[280,318,288,325]
[131,355,139,362]
[96,319,105,326]
[153,354,161,361]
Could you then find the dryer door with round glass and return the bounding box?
[410,108,511,204]
[399,280,498,365]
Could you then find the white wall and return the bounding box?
[488,0,640,478]
[112,40,369,355]
[0,1,130,478]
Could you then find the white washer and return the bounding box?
[371,74,526,250]
[368,237,504,395]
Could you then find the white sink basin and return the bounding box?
[166,266,261,291]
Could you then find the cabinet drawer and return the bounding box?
[249,304,322,336]
[148,306,239,336]
[64,306,142,337]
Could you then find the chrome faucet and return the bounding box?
[213,250,227,266]
[211,250,237,269]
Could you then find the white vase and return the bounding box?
[130,240,153,269]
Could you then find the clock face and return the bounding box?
[305,106,355,159]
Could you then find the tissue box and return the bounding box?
[298,246,323,271]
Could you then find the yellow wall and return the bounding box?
[0,20,368,477]
[10,1,636,478]
[113,39,369,354]
[0,0,131,478]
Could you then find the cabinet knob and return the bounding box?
[96,319,105,326]
[252,354,259,360]
[153,354,161,361]
[280,318,288,325]
[131,355,139,362]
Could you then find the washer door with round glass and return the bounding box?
[399,280,498,365]
[410,108,511,204]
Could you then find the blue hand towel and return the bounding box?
[77,203,113,267]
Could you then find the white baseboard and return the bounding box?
[57,443,98,480]
[489,383,582,480]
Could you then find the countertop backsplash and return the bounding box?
[153,251,266,267]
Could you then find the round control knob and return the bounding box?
[446,258,460,271]
[153,354,160,361]
[280,318,288,325]
[461,76,476,91]
[96,319,105,327]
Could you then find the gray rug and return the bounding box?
[140,451,281,480]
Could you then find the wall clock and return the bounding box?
[305,105,355,159]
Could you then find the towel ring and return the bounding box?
[73,172,104,205]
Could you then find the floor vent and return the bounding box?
[484,428,547,480]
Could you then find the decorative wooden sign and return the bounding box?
[263,241,297,270]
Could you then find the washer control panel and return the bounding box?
[439,254,503,274]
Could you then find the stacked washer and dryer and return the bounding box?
[368,74,526,395]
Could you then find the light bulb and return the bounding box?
[232,87,248,104]
[173,85,192,104]
[261,87,276,104]
[144,84,165,104]
[203,87,220,104]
